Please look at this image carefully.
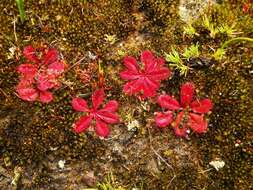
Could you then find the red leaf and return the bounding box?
[141,50,154,62]
[243,3,249,13]
[43,48,58,65]
[120,70,139,80]
[17,77,34,87]
[47,61,65,75]
[155,111,173,128]
[142,78,159,97]
[141,50,155,72]
[149,67,171,81]
[189,113,208,133]
[23,45,39,63]
[16,87,38,102]
[72,98,89,112]
[36,74,55,91]
[73,115,92,133]
[17,64,38,77]
[190,99,213,113]
[92,89,105,109]
[101,100,118,112]
[96,111,119,124]
[123,80,142,95]
[39,91,53,103]
[123,56,139,73]
[156,57,165,66]
[157,95,180,110]
[95,120,110,137]
[173,111,188,137]
[180,82,195,108]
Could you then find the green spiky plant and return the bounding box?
[96,172,126,190]
[183,24,198,38]
[217,23,237,38]
[164,48,189,76]
[202,15,218,38]
[183,44,200,61]
[15,0,26,23]
[164,44,201,76]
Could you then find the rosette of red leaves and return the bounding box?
[155,82,213,137]
[72,89,119,137]
[120,50,171,99]
[16,45,66,103]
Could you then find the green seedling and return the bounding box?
[164,48,189,76]
[183,24,198,38]
[202,15,219,38]
[183,44,200,60]
[212,48,226,60]
[217,24,237,38]
[164,48,182,64]
[96,172,126,190]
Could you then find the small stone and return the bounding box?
[209,159,225,171]
[127,120,140,131]
[58,160,66,169]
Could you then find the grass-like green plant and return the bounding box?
[217,24,236,38]
[183,24,198,38]
[183,44,200,61]
[15,0,26,23]
[202,15,238,39]
[164,48,189,76]
[212,48,226,60]
[202,15,218,38]
[96,172,126,190]
[164,48,182,64]
[213,37,253,60]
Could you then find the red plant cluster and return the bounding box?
[72,89,119,137]
[16,47,213,138]
[155,82,213,137]
[120,50,171,99]
[16,45,66,103]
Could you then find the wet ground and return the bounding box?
[0,0,252,189]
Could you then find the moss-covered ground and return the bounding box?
[0,0,252,189]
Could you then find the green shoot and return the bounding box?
[164,49,189,77]
[104,34,117,45]
[182,44,200,60]
[164,48,182,64]
[218,24,237,38]
[212,48,226,60]
[15,0,26,23]
[221,37,253,49]
[202,15,218,38]
[183,24,198,38]
[96,172,126,190]
[203,15,211,30]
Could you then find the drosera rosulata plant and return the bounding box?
[16,45,67,103]
[119,50,171,100]
[155,82,213,138]
[71,89,120,138]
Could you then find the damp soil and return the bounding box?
[0,0,252,190]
